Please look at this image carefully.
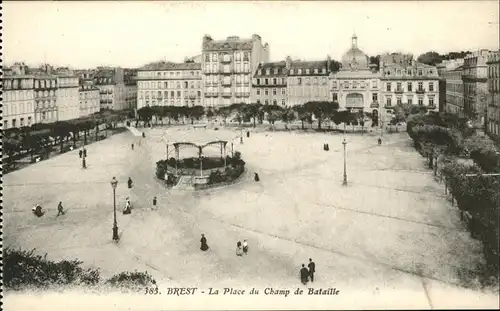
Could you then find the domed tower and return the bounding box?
[341,33,369,71]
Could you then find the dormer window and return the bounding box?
[314,68,318,74]
[298,69,302,75]
[306,69,310,74]
[274,68,278,74]
[290,69,294,74]
[386,70,391,76]
[260,69,263,75]
[266,69,270,75]
[322,68,326,74]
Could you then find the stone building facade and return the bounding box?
[136,62,202,109]
[201,34,269,107]
[486,51,500,140]
[252,61,288,106]
[3,74,36,129]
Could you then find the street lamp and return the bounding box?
[342,138,348,186]
[110,176,119,241]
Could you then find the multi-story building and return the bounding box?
[379,54,440,114]
[79,84,100,117]
[34,75,58,124]
[463,50,490,121]
[56,68,80,121]
[93,67,138,111]
[287,57,332,107]
[331,34,381,118]
[3,72,35,129]
[136,62,202,109]
[486,51,500,140]
[441,59,465,116]
[252,61,288,106]
[201,34,270,107]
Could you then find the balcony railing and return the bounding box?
[370,102,379,108]
[221,70,232,75]
[222,80,232,86]
[416,89,426,94]
[395,88,404,94]
[222,92,232,97]
[221,57,232,63]
[384,104,393,109]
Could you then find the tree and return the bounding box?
[190,105,205,124]
[263,104,282,129]
[294,105,311,130]
[206,108,215,122]
[417,51,443,66]
[241,103,262,128]
[280,107,296,130]
[137,106,153,127]
[303,101,338,130]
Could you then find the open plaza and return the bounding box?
[3,123,498,308]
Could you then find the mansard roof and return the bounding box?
[138,62,201,71]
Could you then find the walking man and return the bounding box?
[152,196,157,210]
[57,201,65,217]
[131,143,134,150]
[83,148,87,157]
[79,150,83,158]
[300,264,309,285]
[308,258,316,282]
[242,240,249,254]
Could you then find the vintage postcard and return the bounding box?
[2,1,500,310]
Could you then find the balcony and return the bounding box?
[222,92,232,98]
[222,80,232,86]
[221,56,232,63]
[221,70,232,75]
[395,88,404,94]
[416,89,426,94]
[384,104,393,109]
[370,102,379,108]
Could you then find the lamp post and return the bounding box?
[342,138,348,186]
[110,176,119,241]
[240,128,243,144]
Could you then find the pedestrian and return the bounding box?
[79,150,83,158]
[300,264,309,285]
[236,241,243,256]
[308,258,316,282]
[325,143,329,151]
[152,196,157,210]
[200,234,209,251]
[56,201,65,217]
[83,148,87,157]
[246,131,250,138]
[131,143,134,150]
[242,240,249,254]
[254,172,260,182]
[142,132,146,138]
[378,137,382,145]
[128,177,133,189]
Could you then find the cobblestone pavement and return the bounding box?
[3,125,498,308]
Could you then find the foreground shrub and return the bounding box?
[105,271,157,292]
[3,248,100,290]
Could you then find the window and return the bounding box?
[407,82,412,92]
[212,53,218,61]
[171,91,175,97]
[314,68,318,74]
[273,89,277,95]
[386,97,392,106]
[306,69,310,74]
[298,69,302,75]
[164,91,168,97]
[257,89,261,95]
[273,78,277,85]
[397,97,402,105]
[386,83,391,91]
[205,54,210,62]
[396,82,402,91]
[274,68,278,74]
[290,69,294,75]
[28,117,32,126]
[429,98,435,107]
[282,99,286,106]
[281,88,286,95]
[265,99,269,105]
[243,52,249,61]
[372,93,378,101]
[429,82,434,91]
[408,98,412,105]
[371,80,377,88]
[332,93,338,101]
[298,78,302,85]
[273,99,277,105]
[265,78,269,85]
[20,118,24,127]
[418,70,423,76]
[158,91,162,97]
[418,82,423,90]
[353,81,358,89]
[265,89,269,95]
[418,98,423,106]
[322,68,326,74]
[256,79,261,85]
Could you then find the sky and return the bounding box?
[4,1,499,69]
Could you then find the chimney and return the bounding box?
[327,55,331,73]
[285,56,292,70]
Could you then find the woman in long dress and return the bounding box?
[200,234,209,251]
[236,241,243,256]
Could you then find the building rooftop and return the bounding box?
[138,61,201,71]
[254,61,288,77]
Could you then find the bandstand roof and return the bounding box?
[164,128,238,147]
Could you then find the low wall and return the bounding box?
[194,167,247,191]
